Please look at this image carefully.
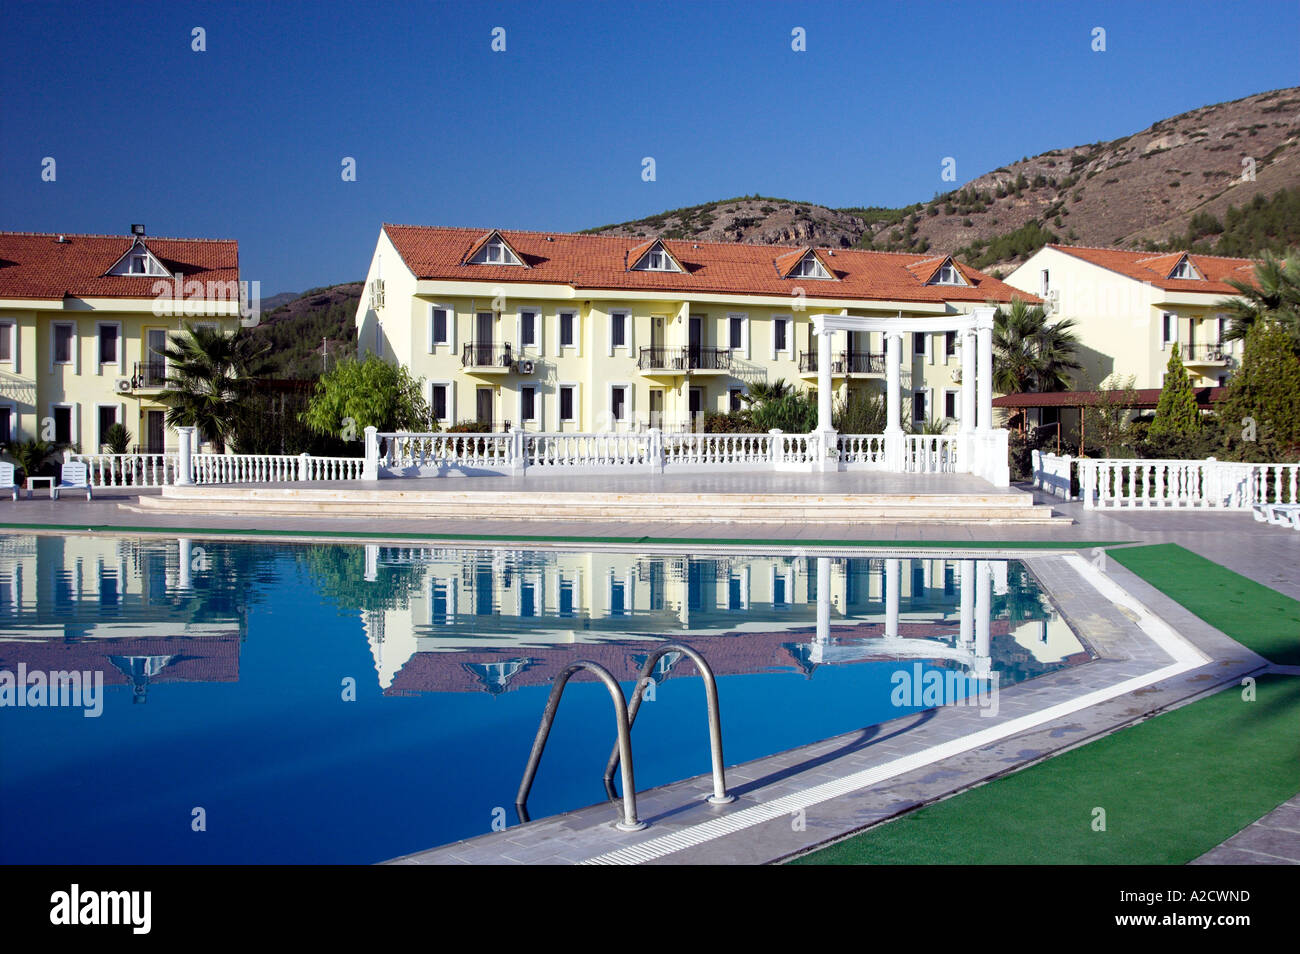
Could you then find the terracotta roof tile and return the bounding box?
[384,225,1034,305]
[1048,245,1258,295]
[0,231,239,300]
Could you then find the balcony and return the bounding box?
[798,351,844,376]
[638,346,687,372]
[132,360,169,389]
[461,343,516,373]
[844,351,885,374]
[1183,343,1230,365]
[687,347,731,372]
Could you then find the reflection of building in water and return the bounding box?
[0,535,243,700]
[360,546,1089,694]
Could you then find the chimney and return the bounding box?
[131,224,146,237]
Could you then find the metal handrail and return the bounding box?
[515,660,646,831]
[602,642,734,806]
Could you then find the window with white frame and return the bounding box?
[1162,312,1177,347]
[520,385,537,423]
[0,405,13,444]
[1039,269,1050,297]
[609,311,629,353]
[52,323,75,365]
[96,405,118,449]
[428,305,452,352]
[944,331,957,359]
[374,320,383,357]
[519,309,539,350]
[430,382,451,423]
[609,384,629,423]
[729,388,743,413]
[912,389,928,423]
[913,331,929,357]
[52,405,73,444]
[635,246,680,272]
[559,311,576,349]
[772,315,791,357]
[559,384,577,423]
[1215,314,1226,344]
[944,389,959,420]
[728,313,748,354]
[1169,257,1199,280]
[97,323,120,367]
[0,323,12,364]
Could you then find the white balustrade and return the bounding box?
[526,432,650,470]
[837,435,887,468]
[69,453,178,488]
[1076,457,1299,510]
[663,432,772,468]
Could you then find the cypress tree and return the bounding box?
[1216,320,1300,461]
[1148,343,1202,440]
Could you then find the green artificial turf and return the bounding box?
[792,675,1300,864]
[1108,543,1300,666]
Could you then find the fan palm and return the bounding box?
[158,324,271,453]
[1217,251,1300,354]
[993,298,1081,394]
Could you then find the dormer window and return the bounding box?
[792,255,831,279]
[630,240,683,273]
[1169,256,1200,280]
[930,261,966,286]
[106,238,170,277]
[467,232,525,267]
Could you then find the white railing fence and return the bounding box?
[368,426,1001,482]
[1034,451,1300,511]
[66,449,365,487]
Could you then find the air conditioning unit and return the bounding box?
[950,368,962,383]
[517,359,535,374]
[369,278,385,310]
[1044,289,1060,314]
[115,378,133,393]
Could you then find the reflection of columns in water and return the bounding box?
[815,557,831,645]
[885,558,900,639]
[959,559,974,648]
[178,538,193,591]
[365,544,379,583]
[974,560,992,676]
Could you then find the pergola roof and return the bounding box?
[993,387,1227,409]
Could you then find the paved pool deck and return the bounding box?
[2,480,1297,864]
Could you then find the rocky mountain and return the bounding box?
[587,87,1300,272]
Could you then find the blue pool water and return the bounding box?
[0,534,1087,864]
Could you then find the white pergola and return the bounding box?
[810,306,1006,482]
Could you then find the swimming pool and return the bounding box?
[0,533,1088,864]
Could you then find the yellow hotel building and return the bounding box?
[0,229,244,454]
[356,225,1033,432]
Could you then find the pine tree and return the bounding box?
[1148,344,1201,440]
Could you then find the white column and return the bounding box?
[816,324,833,433]
[885,332,904,471]
[959,559,974,647]
[885,558,900,639]
[178,538,193,591]
[960,330,976,433]
[362,425,379,481]
[975,313,994,432]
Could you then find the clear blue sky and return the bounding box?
[2,0,1297,294]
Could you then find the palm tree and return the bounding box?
[158,324,270,453]
[3,439,59,486]
[1217,251,1300,353]
[741,378,793,407]
[993,298,1082,394]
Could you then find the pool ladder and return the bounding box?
[515,643,734,831]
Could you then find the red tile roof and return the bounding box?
[993,387,1226,408]
[383,225,1035,305]
[0,231,239,300]
[1048,245,1258,295]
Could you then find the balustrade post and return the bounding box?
[510,428,526,476]
[768,429,782,469]
[362,426,379,481]
[648,427,664,474]
[299,453,312,482]
[175,427,195,485]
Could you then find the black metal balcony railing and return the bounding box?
[1184,343,1229,362]
[844,350,885,374]
[687,347,731,371]
[798,351,885,374]
[636,347,732,371]
[461,343,515,369]
[638,346,686,371]
[133,360,168,388]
